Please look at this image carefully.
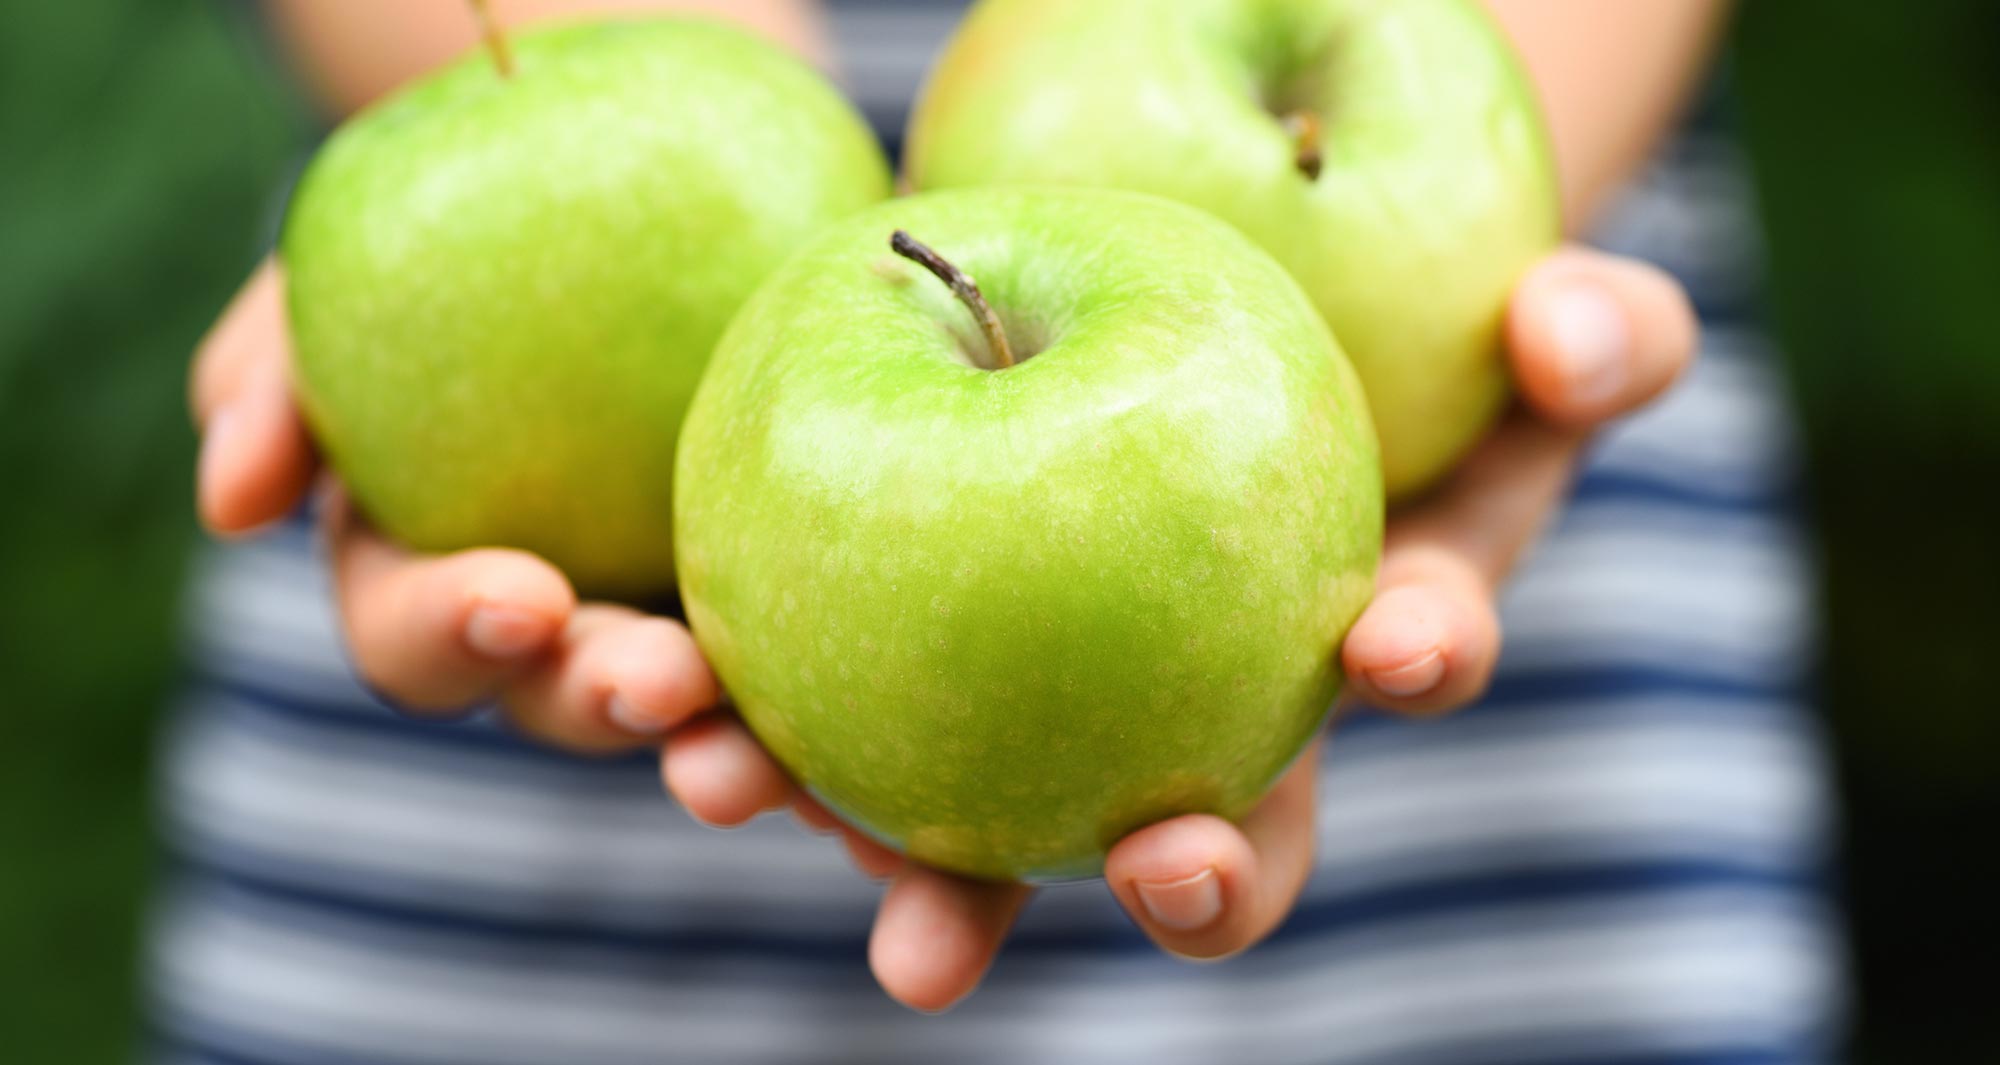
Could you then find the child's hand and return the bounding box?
[665,245,1700,1011]
[191,260,720,753]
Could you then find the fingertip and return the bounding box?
[662,715,793,827]
[1105,815,1255,959]
[869,930,960,1014]
[1509,255,1629,421]
[192,263,313,537]
[869,870,1024,1013]
[1107,815,1249,889]
[1343,555,1500,716]
[189,258,286,429]
[1342,584,1455,705]
[332,531,573,712]
[195,407,250,534]
[443,549,575,661]
[196,392,316,536]
[595,619,720,736]
[1508,249,1697,427]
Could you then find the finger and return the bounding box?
[839,826,907,880]
[502,606,720,755]
[1347,249,1696,715]
[1348,415,1579,713]
[789,795,906,877]
[660,713,795,827]
[325,495,575,712]
[191,260,316,535]
[1340,544,1501,715]
[1507,247,1698,429]
[189,259,282,426]
[1104,740,1319,960]
[792,794,841,834]
[869,867,1032,1013]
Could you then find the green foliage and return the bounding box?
[1736,0,2000,778]
[0,0,307,1058]
[1733,0,2000,1059]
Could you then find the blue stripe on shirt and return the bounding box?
[164,849,1820,966]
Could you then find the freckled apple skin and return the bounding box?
[283,19,891,598]
[674,188,1383,881]
[905,0,1560,498]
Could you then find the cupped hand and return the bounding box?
[665,245,1699,1012]
[191,260,721,754]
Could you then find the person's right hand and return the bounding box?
[190,259,724,757]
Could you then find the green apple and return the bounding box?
[905,0,1559,498]
[674,187,1383,880]
[284,18,890,597]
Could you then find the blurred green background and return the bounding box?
[0,0,1993,1061]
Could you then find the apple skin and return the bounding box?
[904,0,1560,498]
[674,188,1383,881]
[283,19,891,598]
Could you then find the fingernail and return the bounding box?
[607,693,665,735]
[1134,868,1223,932]
[1366,646,1445,698]
[1549,281,1630,408]
[465,603,553,659]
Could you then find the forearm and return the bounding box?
[265,0,827,117]
[1484,0,1732,230]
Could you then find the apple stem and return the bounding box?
[470,0,516,79]
[1282,110,1324,181]
[890,230,1017,370]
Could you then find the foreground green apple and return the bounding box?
[906,0,1559,497]
[284,18,890,597]
[675,188,1383,880]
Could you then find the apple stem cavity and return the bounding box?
[1281,110,1324,181]
[890,230,1017,370]
[470,0,516,79]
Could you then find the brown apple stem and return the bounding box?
[470,0,515,78]
[1282,110,1324,181]
[890,230,1016,370]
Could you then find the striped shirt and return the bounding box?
[150,4,1844,1062]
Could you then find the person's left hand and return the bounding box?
[659,244,1699,1011]
[191,261,726,759]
